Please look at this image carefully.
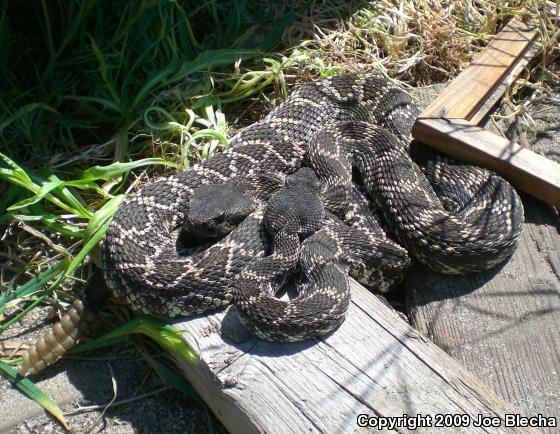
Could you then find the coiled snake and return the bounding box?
[20,74,524,374]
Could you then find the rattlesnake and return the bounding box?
[19,74,524,374]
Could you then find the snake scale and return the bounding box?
[20,74,524,374]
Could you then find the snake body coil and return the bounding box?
[19,74,524,374]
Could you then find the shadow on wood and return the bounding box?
[406,198,560,434]
[172,279,537,434]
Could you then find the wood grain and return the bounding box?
[412,117,560,207]
[406,198,560,434]
[420,17,539,120]
[469,40,541,125]
[171,280,538,434]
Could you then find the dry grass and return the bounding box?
[277,0,558,86]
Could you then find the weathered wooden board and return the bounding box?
[412,117,560,207]
[172,280,538,434]
[469,40,541,125]
[411,16,559,207]
[420,17,539,120]
[406,198,560,434]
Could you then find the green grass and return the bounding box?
[0,0,557,430]
[0,360,70,429]
[0,0,304,162]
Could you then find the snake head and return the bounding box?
[183,183,257,239]
[265,168,325,238]
[285,167,322,192]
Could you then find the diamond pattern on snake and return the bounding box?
[19,73,524,375]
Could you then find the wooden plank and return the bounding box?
[171,280,538,434]
[406,198,560,434]
[412,117,560,207]
[469,40,541,125]
[421,17,539,120]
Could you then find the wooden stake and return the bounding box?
[413,118,560,207]
[413,17,560,207]
[469,40,541,125]
[421,17,539,120]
